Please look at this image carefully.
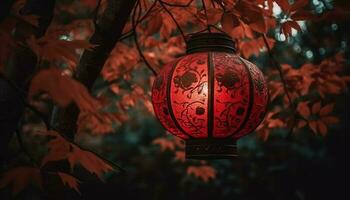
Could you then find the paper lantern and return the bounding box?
[152,32,268,159]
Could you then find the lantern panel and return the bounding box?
[152,60,189,139]
[151,32,269,159]
[233,59,268,139]
[212,52,251,138]
[170,53,209,138]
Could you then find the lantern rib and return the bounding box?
[166,59,194,139]
[230,58,255,138]
[207,52,214,138]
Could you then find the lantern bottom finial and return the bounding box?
[185,139,238,159]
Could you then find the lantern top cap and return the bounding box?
[186,32,235,54]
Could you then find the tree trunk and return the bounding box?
[51,0,137,139]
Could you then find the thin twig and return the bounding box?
[119,30,134,41]
[55,131,125,173]
[0,73,51,129]
[0,74,125,172]
[262,34,296,138]
[119,0,159,42]
[136,0,159,25]
[132,0,158,75]
[201,0,211,32]
[159,0,194,7]
[159,1,187,42]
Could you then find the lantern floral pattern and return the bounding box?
[152,52,268,142]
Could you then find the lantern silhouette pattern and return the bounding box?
[151,34,268,159]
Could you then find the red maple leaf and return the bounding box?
[29,68,100,111]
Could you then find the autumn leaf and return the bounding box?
[311,102,321,114]
[187,165,216,182]
[205,8,223,25]
[221,12,235,34]
[281,20,301,37]
[277,0,313,37]
[12,0,39,26]
[317,120,328,136]
[297,101,310,118]
[234,0,267,33]
[40,130,71,167]
[102,43,139,82]
[57,172,81,194]
[39,131,115,180]
[0,167,42,195]
[256,110,285,140]
[26,34,94,65]
[153,138,175,151]
[298,102,339,135]
[67,146,114,179]
[29,68,100,111]
[174,151,186,162]
[146,14,162,36]
[239,36,275,58]
[308,120,318,134]
[77,111,125,135]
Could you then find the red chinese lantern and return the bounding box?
[151,32,268,159]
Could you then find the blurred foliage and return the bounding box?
[1,0,350,199]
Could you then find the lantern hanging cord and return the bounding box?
[201,0,211,32]
[262,34,297,138]
[132,0,158,75]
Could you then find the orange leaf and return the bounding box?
[29,68,100,111]
[41,131,71,167]
[0,167,42,195]
[67,146,114,179]
[317,121,328,136]
[297,120,307,128]
[77,111,120,135]
[146,15,162,36]
[221,12,235,34]
[175,151,186,162]
[297,102,310,118]
[57,172,81,194]
[321,116,340,125]
[38,131,114,180]
[187,166,216,182]
[160,13,177,39]
[26,35,94,64]
[206,8,223,24]
[309,121,318,134]
[234,0,267,33]
[153,138,175,151]
[320,104,334,116]
[311,102,321,114]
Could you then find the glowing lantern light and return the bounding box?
[152,32,268,159]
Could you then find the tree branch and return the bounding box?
[159,1,187,42]
[50,0,137,139]
[0,0,15,22]
[0,0,55,166]
[262,34,297,138]
[132,0,158,75]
